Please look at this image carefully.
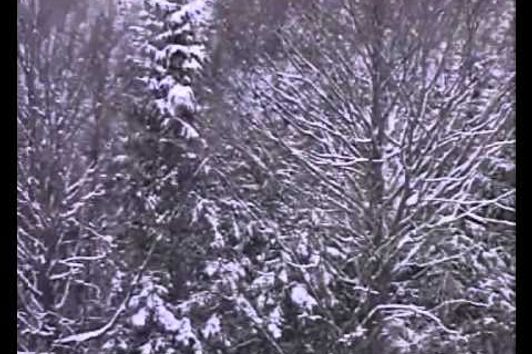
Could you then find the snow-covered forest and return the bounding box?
[17,0,515,353]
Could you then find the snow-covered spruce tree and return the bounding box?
[181,117,312,353]
[220,0,515,353]
[17,2,131,353]
[105,1,214,353]
[94,3,336,352]
[157,4,307,351]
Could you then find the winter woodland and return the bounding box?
[17,0,515,353]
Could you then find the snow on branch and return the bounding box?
[361,304,459,335]
[54,236,162,345]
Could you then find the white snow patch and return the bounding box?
[113,155,129,163]
[179,119,200,139]
[290,284,317,310]
[251,272,275,290]
[339,325,367,344]
[132,307,149,327]
[267,306,283,339]
[202,314,221,338]
[169,0,213,26]
[156,305,180,332]
[139,341,153,354]
[168,83,195,113]
[174,317,197,344]
[325,246,343,258]
[278,269,288,283]
[204,260,220,276]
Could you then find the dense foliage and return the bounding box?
[17,0,515,353]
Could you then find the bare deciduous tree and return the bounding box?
[235,0,515,352]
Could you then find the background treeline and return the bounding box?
[17,0,515,353]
